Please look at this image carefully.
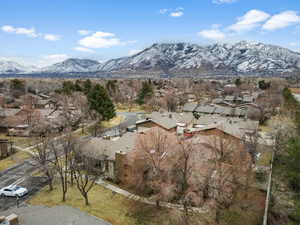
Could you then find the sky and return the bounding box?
[0,0,300,67]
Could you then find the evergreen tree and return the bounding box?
[87,84,116,121]
[286,138,300,191]
[235,78,242,87]
[83,79,92,95]
[258,80,270,90]
[74,79,83,92]
[137,81,154,105]
[61,81,75,95]
[106,80,118,97]
[10,79,24,90]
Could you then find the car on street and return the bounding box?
[0,185,28,197]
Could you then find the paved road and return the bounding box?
[0,156,49,212]
[100,112,143,137]
[0,112,142,212]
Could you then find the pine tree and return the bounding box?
[87,84,116,121]
[137,81,154,105]
[83,79,92,95]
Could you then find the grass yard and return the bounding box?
[289,88,300,94]
[29,182,191,225]
[72,126,92,137]
[0,150,31,171]
[101,115,124,128]
[257,151,273,167]
[116,104,145,113]
[219,187,266,225]
[0,133,37,148]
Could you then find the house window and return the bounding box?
[105,161,109,171]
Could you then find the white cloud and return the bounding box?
[73,46,95,53]
[1,25,38,37]
[44,34,60,41]
[78,30,92,36]
[159,9,168,14]
[1,25,62,41]
[2,25,15,33]
[170,11,184,17]
[38,54,68,66]
[263,11,300,31]
[78,31,126,48]
[128,49,141,56]
[229,10,270,32]
[159,7,184,17]
[289,42,300,47]
[43,54,68,61]
[213,0,237,4]
[198,29,226,41]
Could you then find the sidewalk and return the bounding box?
[96,179,208,213]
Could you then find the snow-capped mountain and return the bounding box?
[41,58,102,73]
[0,60,37,74]
[98,41,300,75]
[1,41,300,76]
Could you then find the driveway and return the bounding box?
[100,112,143,137]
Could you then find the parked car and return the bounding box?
[0,185,28,197]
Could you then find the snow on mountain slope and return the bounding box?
[41,58,102,73]
[1,41,300,76]
[0,60,36,74]
[99,41,300,75]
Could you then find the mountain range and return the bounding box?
[1,41,300,77]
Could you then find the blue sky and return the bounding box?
[0,0,300,66]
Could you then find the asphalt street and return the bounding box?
[0,112,142,212]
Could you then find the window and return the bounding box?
[105,161,109,171]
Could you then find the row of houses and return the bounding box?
[0,103,82,137]
[81,111,259,181]
[182,102,258,118]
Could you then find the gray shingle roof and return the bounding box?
[146,112,178,130]
[182,103,198,112]
[82,132,137,160]
[194,105,215,114]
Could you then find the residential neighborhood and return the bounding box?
[0,76,298,225]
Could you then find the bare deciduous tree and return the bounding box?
[71,144,101,205]
[31,136,54,191]
[50,133,76,202]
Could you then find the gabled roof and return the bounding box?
[82,132,137,160]
[224,96,235,101]
[194,105,215,114]
[145,112,178,130]
[182,103,198,112]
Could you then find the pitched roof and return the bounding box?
[3,108,21,117]
[182,103,198,112]
[146,112,178,130]
[82,132,137,160]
